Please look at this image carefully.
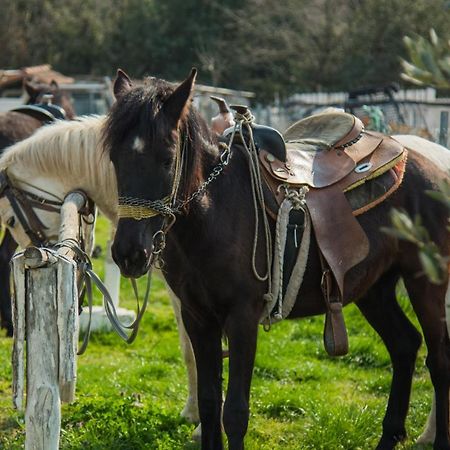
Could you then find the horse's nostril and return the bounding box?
[128,248,148,268]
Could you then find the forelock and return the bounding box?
[103,77,178,155]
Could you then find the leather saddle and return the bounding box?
[259,111,405,298]
[11,104,66,123]
[223,105,287,162]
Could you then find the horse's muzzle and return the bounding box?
[112,220,152,278]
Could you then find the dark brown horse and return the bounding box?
[105,69,450,450]
[0,79,75,334]
[0,79,75,149]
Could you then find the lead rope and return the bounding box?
[54,238,152,353]
[232,113,274,318]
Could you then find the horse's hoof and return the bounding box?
[375,432,406,450]
[191,423,201,442]
[181,398,199,423]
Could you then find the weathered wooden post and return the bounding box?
[12,191,87,450]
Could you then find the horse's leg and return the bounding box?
[223,304,260,450]
[182,308,223,450]
[403,274,450,450]
[167,286,199,423]
[0,230,18,336]
[417,394,437,444]
[356,271,422,450]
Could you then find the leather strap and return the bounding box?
[319,252,349,356]
[0,172,96,247]
[0,172,48,246]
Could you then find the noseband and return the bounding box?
[117,196,173,220]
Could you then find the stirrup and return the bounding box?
[324,302,349,356]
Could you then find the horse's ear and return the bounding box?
[24,79,38,99]
[113,69,133,100]
[164,68,197,126]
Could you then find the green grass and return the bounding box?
[0,216,434,449]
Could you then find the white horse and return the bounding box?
[0,118,441,444]
[0,115,199,424]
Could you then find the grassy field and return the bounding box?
[0,216,434,449]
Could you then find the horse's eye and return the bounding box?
[163,157,173,168]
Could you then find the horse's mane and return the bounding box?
[0,115,116,194]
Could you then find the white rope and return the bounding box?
[261,187,310,325]
[264,198,291,321]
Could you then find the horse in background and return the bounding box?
[0,79,75,149]
[0,78,76,334]
[106,69,450,450]
[0,116,200,424]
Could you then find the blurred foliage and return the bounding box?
[2,0,450,101]
[384,180,450,284]
[401,28,450,88]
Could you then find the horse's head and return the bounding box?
[24,79,76,119]
[105,68,197,278]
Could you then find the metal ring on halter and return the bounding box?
[152,229,166,255]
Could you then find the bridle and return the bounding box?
[0,171,95,247]
[117,130,232,264]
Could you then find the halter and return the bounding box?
[116,130,231,260]
[0,170,95,246]
[118,133,231,214]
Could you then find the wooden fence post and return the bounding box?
[12,191,87,450]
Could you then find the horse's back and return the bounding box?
[392,134,450,173]
[0,111,41,150]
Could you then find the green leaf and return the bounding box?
[430,28,439,47]
[418,251,444,284]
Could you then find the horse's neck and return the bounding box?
[6,119,118,223]
[8,163,117,223]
